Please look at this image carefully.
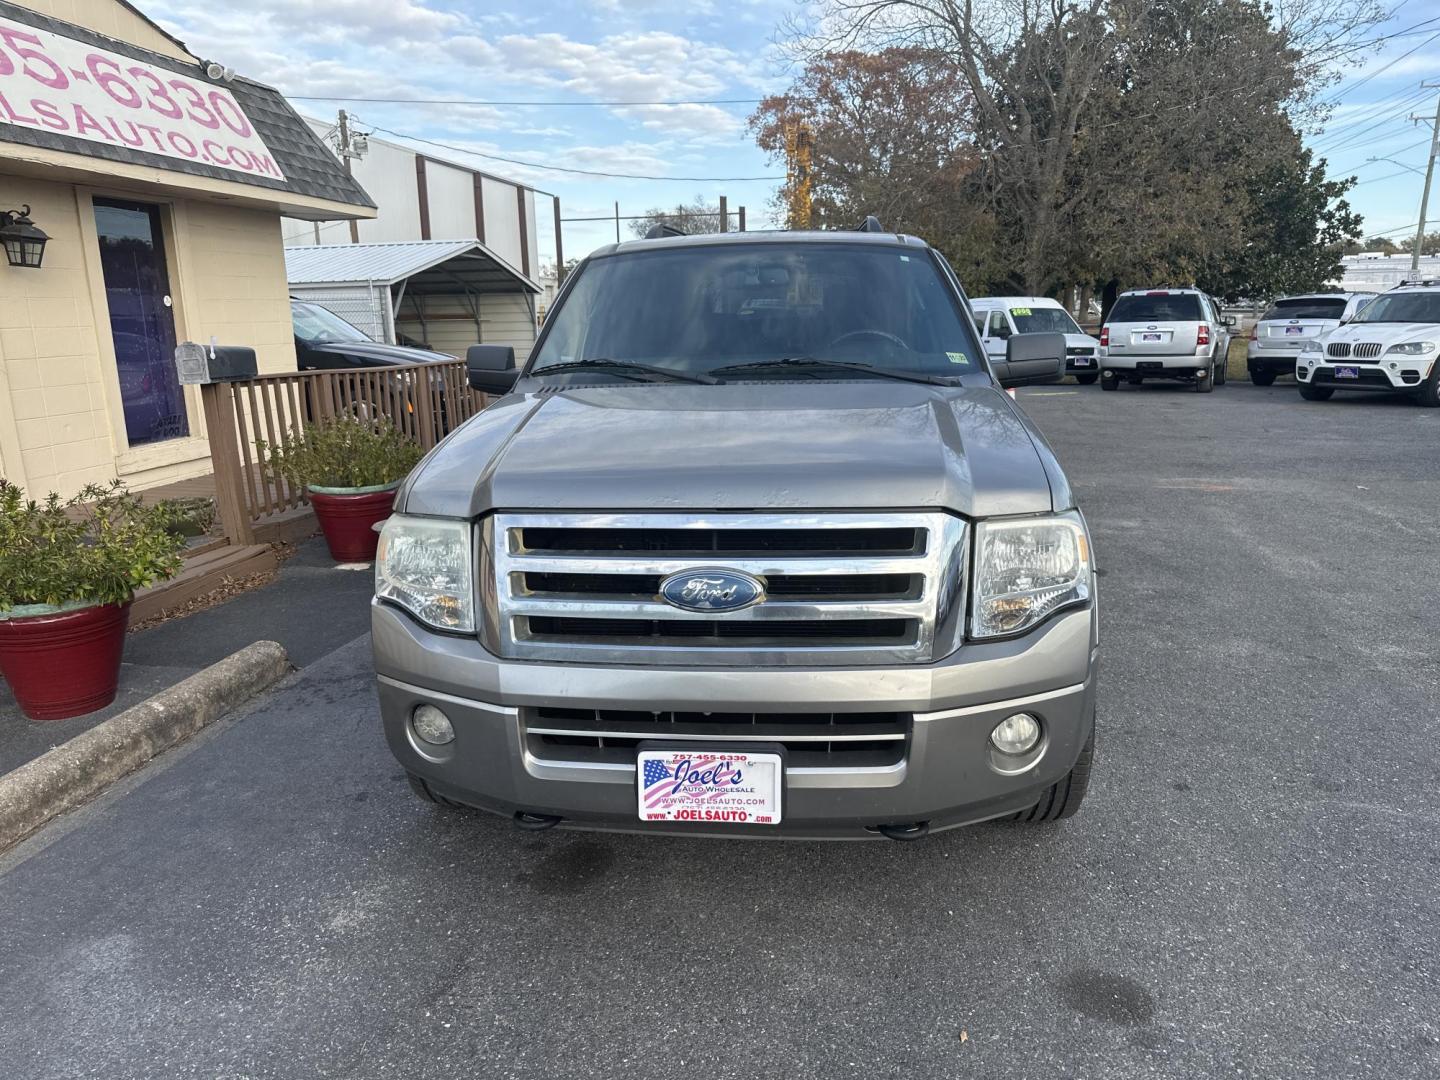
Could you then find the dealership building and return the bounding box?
[0,0,373,499]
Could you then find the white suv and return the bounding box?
[1246,292,1375,386]
[1295,280,1440,405]
[1099,287,1233,392]
[971,296,1100,384]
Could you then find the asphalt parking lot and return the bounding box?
[2,380,1437,1079]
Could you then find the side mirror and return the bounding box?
[466,344,518,393]
[993,332,1064,389]
[1222,315,1237,328]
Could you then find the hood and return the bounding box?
[304,340,454,364]
[400,381,1063,519]
[1321,322,1438,347]
[1064,333,1099,350]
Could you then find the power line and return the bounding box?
[1318,27,1440,107]
[362,124,782,182]
[293,95,765,107]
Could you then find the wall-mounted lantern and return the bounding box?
[1,206,50,269]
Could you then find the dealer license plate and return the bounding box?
[1284,326,1305,335]
[1072,356,1093,366]
[637,748,783,825]
[1140,332,1164,342]
[1335,366,1359,379]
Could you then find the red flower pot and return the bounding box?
[0,602,131,722]
[308,486,398,562]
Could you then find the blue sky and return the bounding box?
[142,0,1439,266]
[144,0,792,265]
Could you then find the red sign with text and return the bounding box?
[0,15,284,181]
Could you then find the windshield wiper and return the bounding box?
[530,358,717,384]
[710,356,956,386]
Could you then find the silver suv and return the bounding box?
[1100,287,1233,391]
[371,228,1098,840]
[1246,292,1375,386]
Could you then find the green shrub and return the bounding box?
[152,496,217,538]
[260,417,423,490]
[0,479,186,612]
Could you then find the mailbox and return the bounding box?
[175,342,258,385]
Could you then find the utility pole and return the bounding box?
[337,110,359,243]
[615,201,621,243]
[719,194,728,233]
[1409,84,1440,278]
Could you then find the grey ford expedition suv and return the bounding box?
[371,227,1098,839]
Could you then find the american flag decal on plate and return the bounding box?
[636,749,783,825]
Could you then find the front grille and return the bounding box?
[518,526,922,556]
[1327,342,1351,358]
[523,616,918,644]
[523,706,909,768]
[1066,346,1096,357]
[1353,342,1383,359]
[488,512,966,666]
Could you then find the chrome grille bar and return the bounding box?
[486,512,965,666]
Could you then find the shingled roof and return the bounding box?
[0,0,374,210]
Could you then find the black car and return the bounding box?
[291,299,453,370]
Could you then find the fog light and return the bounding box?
[990,713,1041,755]
[411,704,454,745]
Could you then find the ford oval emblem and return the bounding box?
[659,568,766,612]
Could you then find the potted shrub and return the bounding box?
[262,417,422,563]
[0,480,184,721]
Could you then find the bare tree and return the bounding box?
[629,197,726,238]
[795,0,1385,292]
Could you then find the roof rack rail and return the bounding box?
[856,215,885,233]
[1397,278,1436,288]
[644,222,687,239]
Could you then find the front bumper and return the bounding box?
[372,601,1099,839]
[1296,358,1432,391]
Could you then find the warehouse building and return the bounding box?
[0,0,374,498]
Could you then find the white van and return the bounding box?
[971,297,1099,384]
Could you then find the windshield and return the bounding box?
[292,302,371,345]
[531,242,983,379]
[1108,294,1203,323]
[1008,306,1082,334]
[1261,297,1347,321]
[1350,291,1440,324]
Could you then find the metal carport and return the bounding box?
[284,239,541,356]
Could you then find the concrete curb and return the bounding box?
[0,640,291,853]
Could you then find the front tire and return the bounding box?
[1299,384,1333,401]
[1250,369,1277,386]
[1010,732,1094,823]
[1100,371,1120,391]
[1075,373,1099,385]
[1214,353,1227,386]
[1416,365,1440,408]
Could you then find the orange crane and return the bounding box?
[784,122,813,230]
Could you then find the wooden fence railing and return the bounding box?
[200,361,488,545]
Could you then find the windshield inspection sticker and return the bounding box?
[947,351,968,364]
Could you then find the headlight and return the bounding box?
[971,512,1091,639]
[1385,341,1437,356]
[376,515,474,632]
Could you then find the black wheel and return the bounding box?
[1194,366,1214,393]
[1416,365,1440,408]
[1299,384,1333,401]
[1100,371,1120,391]
[1010,732,1094,823]
[1075,373,1099,385]
[1250,369,1277,387]
[1214,353,1227,386]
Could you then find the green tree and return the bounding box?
[1199,148,1362,300]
